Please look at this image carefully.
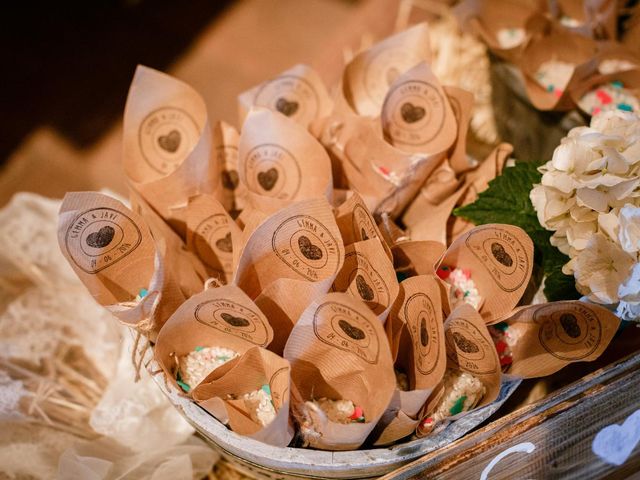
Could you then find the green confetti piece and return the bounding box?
[396,270,410,283]
[612,80,624,89]
[464,290,470,297]
[493,322,509,332]
[547,84,555,92]
[356,416,366,423]
[618,103,633,112]
[449,395,467,416]
[195,346,204,352]
[139,288,148,298]
[177,380,191,392]
[261,384,272,396]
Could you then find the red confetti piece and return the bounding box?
[496,341,508,354]
[554,88,564,98]
[379,166,390,176]
[596,89,612,104]
[436,267,451,280]
[462,269,472,279]
[350,406,364,420]
[500,356,513,367]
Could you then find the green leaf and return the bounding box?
[454,162,580,301]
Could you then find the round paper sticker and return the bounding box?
[332,252,389,315]
[194,299,270,346]
[138,107,199,174]
[362,47,422,108]
[404,293,442,375]
[254,74,320,126]
[382,80,447,147]
[272,215,341,281]
[65,207,142,274]
[313,301,380,364]
[535,303,602,361]
[192,214,233,277]
[445,317,497,375]
[243,144,301,199]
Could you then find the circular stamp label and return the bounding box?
[404,293,442,375]
[194,299,270,346]
[362,48,422,108]
[65,208,142,274]
[138,107,199,175]
[465,226,531,293]
[243,144,301,199]
[534,303,602,361]
[191,214,233,278]
[268,366,290,409]
[381,80,447,147]
[352,203,379,243]
[445,317,497,375]
[332,252,389,315]
[272,215,341,281]
[254,74,320,126]
[313,301,380,364]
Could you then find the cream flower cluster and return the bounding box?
[530,111,640,321]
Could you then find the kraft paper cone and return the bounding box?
[213,121,246,215]
[327,114,445,217]
[381,62,457,155]
[372,275,447,445]
[255,278,327,356]
[155,284,274,389]
[444,86,476,174]
[392,241,447,279]
[238,108,333,207]
[283,292,395,450]
[404,144,513,245]
[331,238,399,323]
[519,29,598,110]
[444,304,501,407]
[191,346,294,447]
[490,301,621,378]
[334,191,393,261]
[437,224,534,323]
[129,188,207,297]
[594,42,640,74]
[238,64,333,128]
[454,0,539,61]
[234,198,344,299]
[123,66,223,235]
[57,192,186,336]
[377,214,410,250]
[343,23,432,116]
[570,69,640,116]
[185,194,242,285]
[549,0,618,40]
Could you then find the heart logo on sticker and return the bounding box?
[592,409,640,466]
[559,313,581,338]
[85,226,115,249]
[401,102,426,123]
[298,235,323,260]
[420,316,429,347]
[157,129,181,153]
[257,168,278,191]
[491,242,514,267]
[215,232,233,253]
[220,312,250,328]
[338,319,366,340]
[355,274,374,301]
[453,332,480,354]
[275,97,299,117]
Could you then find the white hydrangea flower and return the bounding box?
[531,111,640,318]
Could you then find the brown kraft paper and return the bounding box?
[444,304,501,407]
[238,64,333,129]
[392,241,447,278]
[437,224,534,323]
[238,108,333,208]
[518,29,598,110]
[283,292,395,450]
[192,346,294,447]
[213,120,246,214]
[343,23,432,116]
[373,275,447,445]
[331,238,399,323]
[154,284,274,390]
[122,65,223,235]
[381,62,457,155]
[234,198,344,299]
[57,192,186,337]
[444,86,476,174]
[186,194,242,285]
[490,301,621,378]
[334,191,393,261]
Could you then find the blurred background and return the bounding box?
[0,0,402,205]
